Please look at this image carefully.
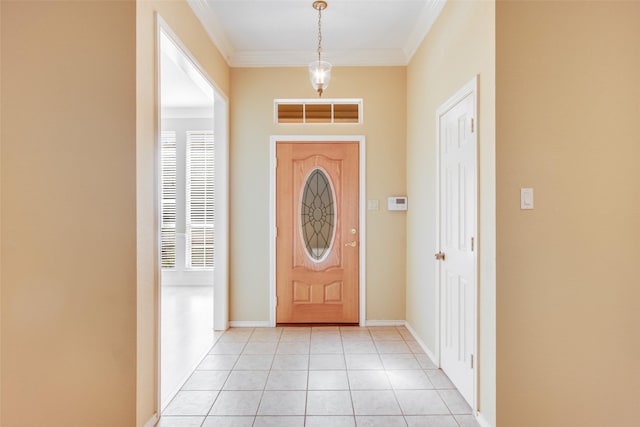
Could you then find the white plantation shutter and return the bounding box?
[161,131,177,268]
[186,130,215,268]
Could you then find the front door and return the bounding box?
[437,79,477,407]
[276,142,359,323]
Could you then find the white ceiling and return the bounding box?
[160,31,214,113]
[187,0,447,67]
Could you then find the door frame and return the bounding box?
[269,135,366,326]
[155,14,230,411]
[156,14,230,327]
[435,76,478,411]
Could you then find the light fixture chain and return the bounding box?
[317,5,323,63]
[310,1,330,97]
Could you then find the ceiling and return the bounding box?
[160,31,214,112]
[187,0,447,67]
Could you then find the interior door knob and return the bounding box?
[435,252,445,261]
[345,241,357,247]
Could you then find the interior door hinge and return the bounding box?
[275,226,278,238]
[275,157,278,168]
[471,237,474,252]
[470,354,474,369]
[275,296,278,307]
[470,117,475,133]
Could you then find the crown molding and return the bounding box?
[188,0,446,68]
[403,0,447,61]
[187,0,235,66]
[229,49,410,68]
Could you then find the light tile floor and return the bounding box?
[162,285,217,408]
[159,326,481,427]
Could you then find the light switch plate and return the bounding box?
[367,199,379,211]
[521,188,534,210]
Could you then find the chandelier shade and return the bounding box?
[309,60,332,97]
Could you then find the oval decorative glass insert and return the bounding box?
[301,168,335,261]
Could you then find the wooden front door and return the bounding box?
[276,142,359,323]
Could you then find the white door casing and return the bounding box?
[436,77,478,409]
[156,15,230,412]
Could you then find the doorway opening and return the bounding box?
[157,20,229,410]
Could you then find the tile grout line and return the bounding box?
[340,329,357,422]
[302,332,310,426]
[255,328,279,423]
[208,331,248,419]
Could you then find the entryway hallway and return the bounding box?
[159,326,480,427]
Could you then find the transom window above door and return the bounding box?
[275,99,363,124]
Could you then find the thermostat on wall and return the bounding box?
[387,196,408,211]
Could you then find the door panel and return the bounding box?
[439,90,477,406]
[276,142,359,323]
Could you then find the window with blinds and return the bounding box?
[161,131,177,268]
[186,130,215,269]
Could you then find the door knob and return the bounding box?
[435,252,445,261]
[345,241,357,247]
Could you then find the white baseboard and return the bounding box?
[229,320,271,328]
[143,413,159,427]
[364,320,406,327]
[230,320,411,328]
[404,321,438,366]
[476,412,493,427]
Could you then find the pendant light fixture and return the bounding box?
[309,0,331,97]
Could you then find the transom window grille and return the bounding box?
[186,130,215,269]
[275,99,362,124]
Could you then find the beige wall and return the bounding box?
[136,0,229,424]
[0,0,228,425]
[1,1,137,426]
[406,0,495,424]
[230,67,406,323]
[496,2,640,426]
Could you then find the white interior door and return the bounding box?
[437,78,477,408]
